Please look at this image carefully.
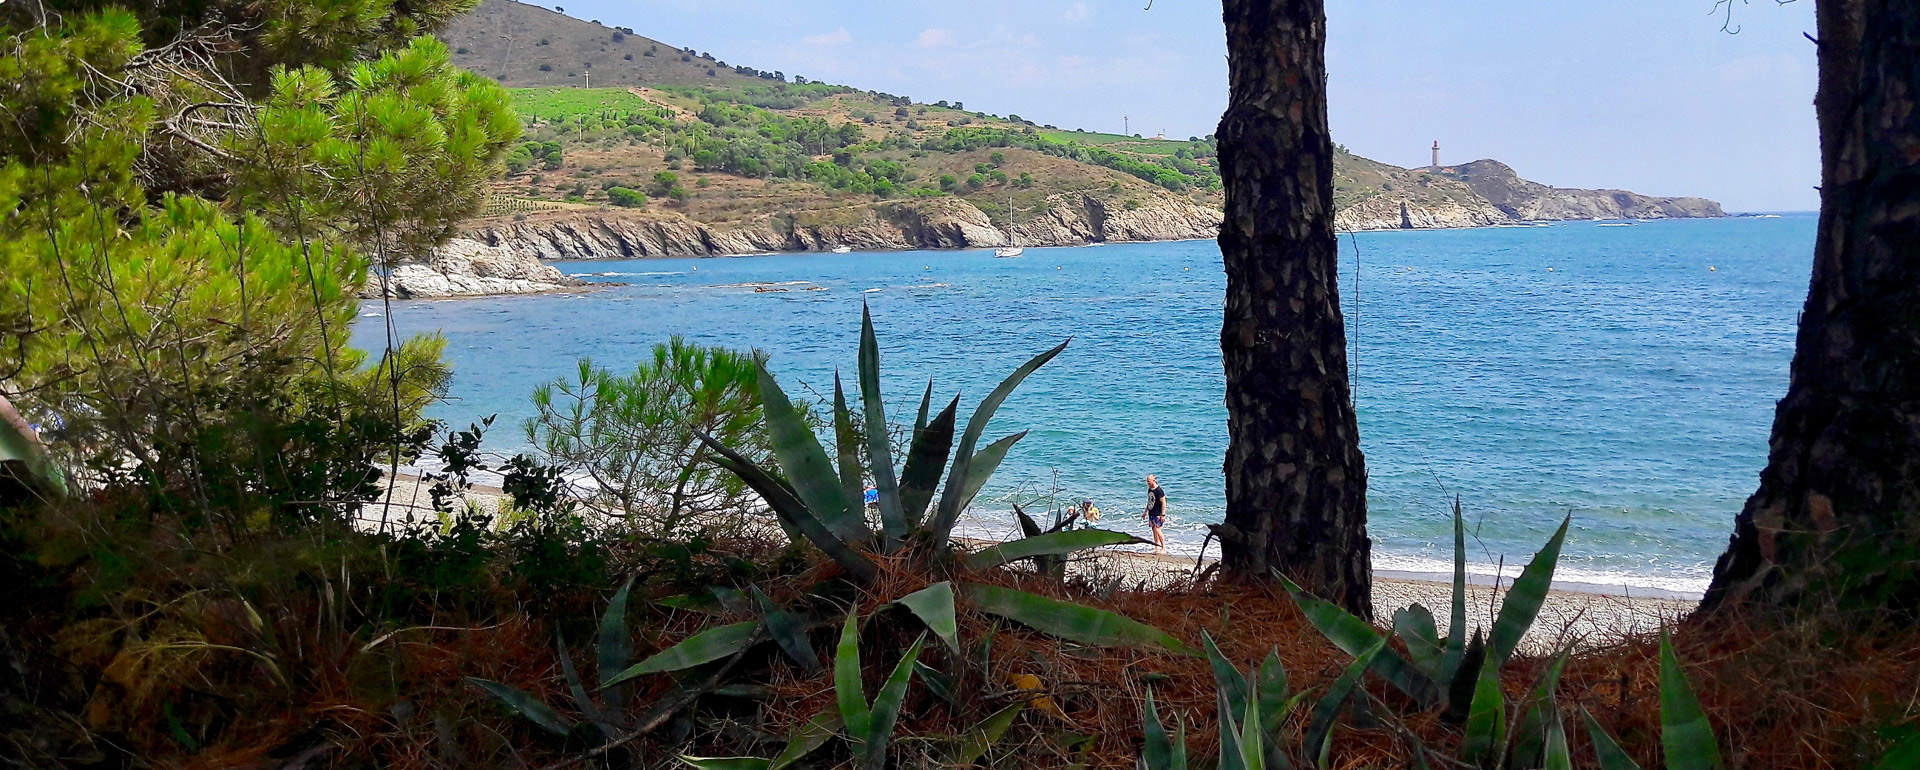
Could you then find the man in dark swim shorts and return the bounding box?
[1143,474,1167,553]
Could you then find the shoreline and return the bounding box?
[369,473,1696,648]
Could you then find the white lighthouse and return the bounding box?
[1431,140,1440,169]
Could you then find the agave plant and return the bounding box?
[698,306,1189,652]
[1145,503,1727,770]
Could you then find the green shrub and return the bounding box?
[607,186,646,207]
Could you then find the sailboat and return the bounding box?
[994,195,1023,258]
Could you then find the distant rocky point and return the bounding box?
[1442,160,1725,221]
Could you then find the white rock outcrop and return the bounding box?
[368,238,587,298]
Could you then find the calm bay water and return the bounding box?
[353,214,1815,595]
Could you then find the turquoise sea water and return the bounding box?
[352,214,1815,595]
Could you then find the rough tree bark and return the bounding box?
[1700,0,1920,618]
[1214,0,1372,618]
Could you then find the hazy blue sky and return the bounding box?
[551,1,1819,212]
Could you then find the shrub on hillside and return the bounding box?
[607,187,646,207]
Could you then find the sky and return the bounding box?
[550,0,1820,212]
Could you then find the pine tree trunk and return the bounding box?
[1700,0,1920,618]
[1214,0,1372,619]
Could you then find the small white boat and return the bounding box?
[994,194,1023,258]
[830,245,852,254]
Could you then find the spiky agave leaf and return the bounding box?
[835,610,871,738]
[599,577,635,715]
[861,635,926,770]
[893,581,960,652]
[964,528,1148,570]
[701,433,878,582]
[756,361,869,543]
[1141,686,1185,770]
[1660,631,1724,770]
[1511,648,1572,767]
[956,701,1027,767]
[857,305,909,545]
[1256,650,1292,735]
[752,586,821,675]
[897,394,958,528]
[555,633,613,738]
[1203,629,1251,725]
[1580,706,1644,770]
[1460,666,1508,768]
[1484,516,1570,671]
[1303,635,1386,760]
[467,677,576,736]
[950,431,1027,516]
[960,583,1195,655]
[929,339,1068,549]
[603,621,760,688]
[1279,574,1440,707]
[832,373,864,529]
[1436,498,1471,687]
[770,708,843,770]
[1393,604,1444,677]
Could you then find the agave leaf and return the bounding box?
[1877,730,1920,770]
[835,610,872,738]
[1436,499,1470,687]
[1240,678,1267,770]
[1304,635,1386,760]
[930,340,1068,549]
[703,439,879,582]
[948,431,1027,522]
[555,633,613,737]
[863,635,926,769]
[1580,706,1645,770]
[769,708,843,770]
[603,621,760,689]
[893,581,961,652]
[467,677,576,737]
[858,305,908,545]
[957,701,1026,767]
[1659,632,1725,770]
[1544,709,1574,770]
[832,373,865,528]
[1392,604,1443,677]
[1460,666,1507,768]
[898,394,959,527]
[1444,629,1487,721]
[917,660,957,705]
[1142,686,1180,770]
[757,361,869,543]
[1485,516,1570,671]
[913,380,933,436]
[1218,686,1250,770]
[1512,648,1572,767]
[960,583,1196,655]
[653,593,727,616]
[1202,630,1251,724]
[599,578,635,699]
[679,757,770,770]
[752,586,821,676]
[1257,650,1290,735]
[965,528,1147,571]
[1280,575,1440,706]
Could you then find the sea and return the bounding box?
[351,213,1816,598]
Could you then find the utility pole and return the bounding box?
[584,71,590,88]
[1124,115,1129,135]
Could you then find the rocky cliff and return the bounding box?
[366,238,587,298]
[458,195,1223,263]
[1440,160,1726,221]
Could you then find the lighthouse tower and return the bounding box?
[1431,140,1441,169]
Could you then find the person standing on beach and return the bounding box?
[1143,475,1168,553]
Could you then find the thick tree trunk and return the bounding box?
[1701,0,1920,618]
[1215,0,1372,619]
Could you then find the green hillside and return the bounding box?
[441,0,1222,222]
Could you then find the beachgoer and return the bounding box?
[1081,499,1101,525]
[863,486,879,508]
[1143,475,1167,553]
